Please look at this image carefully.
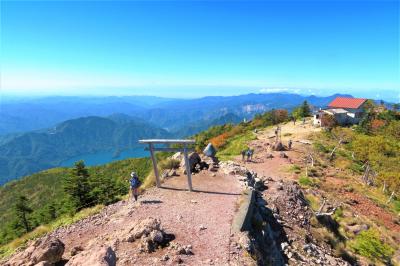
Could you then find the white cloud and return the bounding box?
[260,87,301,94]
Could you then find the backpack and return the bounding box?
[130,177,141,188]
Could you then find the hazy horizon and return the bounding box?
[1,87,399,103]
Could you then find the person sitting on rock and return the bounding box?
[129,171,142,202]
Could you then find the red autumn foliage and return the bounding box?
[210,132,229,148]
[371,119,386,131]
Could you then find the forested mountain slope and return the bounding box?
[0,116,170,185]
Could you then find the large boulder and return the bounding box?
[272,141,286,151]
[123,218,174,253]
[66,246,116,266]
[181,152,202,173]
[124,218,162,242]
[5,236,65,266]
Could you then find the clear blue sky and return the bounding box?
[1,0,399,101]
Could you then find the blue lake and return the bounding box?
[59,148,149,167]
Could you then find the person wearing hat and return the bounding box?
[129,171,141,201]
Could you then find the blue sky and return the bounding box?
[1,0,399,101]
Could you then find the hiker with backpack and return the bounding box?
[250,149,254,161]
[241,150,246,161]
[246,149,252,162]
[129,171,141,202]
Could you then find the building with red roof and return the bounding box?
[314,97,367,127]
[328,97,367,109]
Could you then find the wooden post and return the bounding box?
[149,143,161,188]
[183,144,193,191]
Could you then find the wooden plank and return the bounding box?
[183,144,193,192]
[149,143,161,188]
[139,139,195,144]
[296,140,312,145]
[144,147,195,153]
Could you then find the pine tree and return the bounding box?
[300,100,311,117]
[14,195,33,233]
[292,101,311,119]
[63,160,92,210]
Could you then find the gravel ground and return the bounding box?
[47,170,243,265]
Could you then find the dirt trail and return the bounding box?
[237,119,320,181]
[47,171,243,265]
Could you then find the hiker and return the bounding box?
[129,171,141,202]
[246,149,252,162]
[292,116,296,125]
[250,149,254,161]
[288,139,293,150]
[241,150,246,161]
[302,117,306,125]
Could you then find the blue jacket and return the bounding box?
[130,177,141,188]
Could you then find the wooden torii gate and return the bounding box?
[138,139,196,191]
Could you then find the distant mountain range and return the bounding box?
[0,92,352,185]
[0,115,170,185]
[0,93,348,136]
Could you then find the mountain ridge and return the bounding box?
[0,116,170,185]
[0,93,352,135]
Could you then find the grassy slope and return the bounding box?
[217,131,257,160]
[296,129,400,265]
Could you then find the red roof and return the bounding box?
[328,97,367,109]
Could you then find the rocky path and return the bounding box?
[5,170,245,266]
[229,121,351,266]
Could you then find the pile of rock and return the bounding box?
[157,242,194,264]
[123,218,173,253]
[277,181,311,228]
[272,141,287,151]
[219,161,248,176]
[201,155,219,172]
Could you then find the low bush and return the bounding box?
[289,164,301,174]
[314,142,330,153]
[159,158,181,170]
[299,176,315,187]
[350,229,394,263]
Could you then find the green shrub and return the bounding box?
[314,142,329,153]
[217,132,256,160]
[350,229,394,262]
[393,199,400,212]
[333,207,344,221]
[299,176,314,187]
[159,158,181,170]
[305,194,320,212]
[289,164,302,174]
[349,162,363,174]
